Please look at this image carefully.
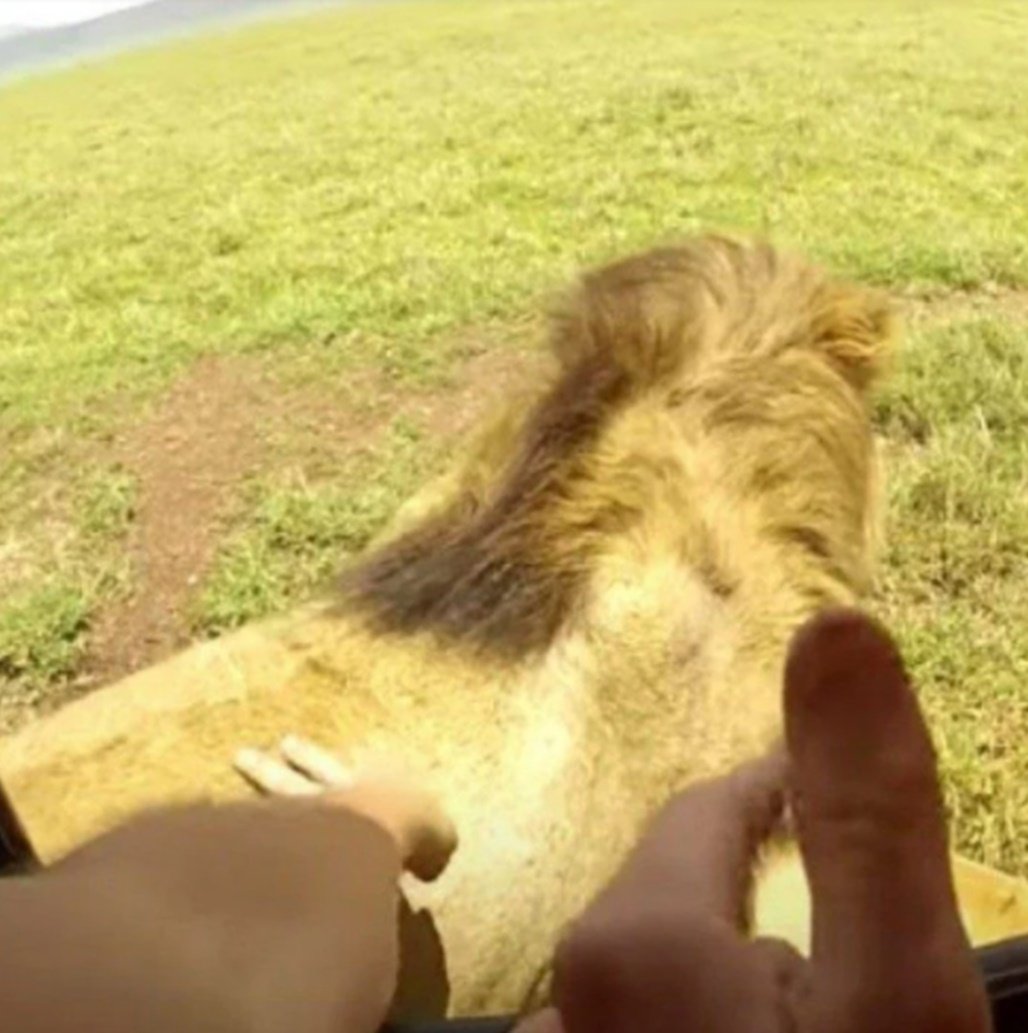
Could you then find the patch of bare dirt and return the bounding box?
[409,339,549,441]
[84,356,275,683]
[897,283,1028,327]
[81,334,544,687]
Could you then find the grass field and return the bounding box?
[1,0,1027,873]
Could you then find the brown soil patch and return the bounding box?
[84,355,275,682]
[897,283,1028,327]
[404,334,549,441]
[81,333,543,687]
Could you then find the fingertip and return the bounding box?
[407,803,459,882]
[785,607,901,696]
[783,607,913,762]
[408,837,455,882]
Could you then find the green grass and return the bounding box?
[0,462,135,729]
[192,418,436,635]
[0,580,91,717]
[876,315,1028,873]
[0,0,1027,872]
[4,0,1028,430]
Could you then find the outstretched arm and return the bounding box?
[0,750,456,1033]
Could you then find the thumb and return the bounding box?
[784,608,988,1030]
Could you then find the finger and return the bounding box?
[784,609,986,1023]
[279,735,354,788]
[234,748,320,797]
[784,609,953,947]
[597,749,787,931]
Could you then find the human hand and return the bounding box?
[0,740,453,1033]
[234,735,457,882]
[523,609,990,1033]
[34,793,416,1033]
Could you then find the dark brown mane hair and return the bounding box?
[339,236,892,656]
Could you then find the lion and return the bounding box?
[2,236,1025,1021]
